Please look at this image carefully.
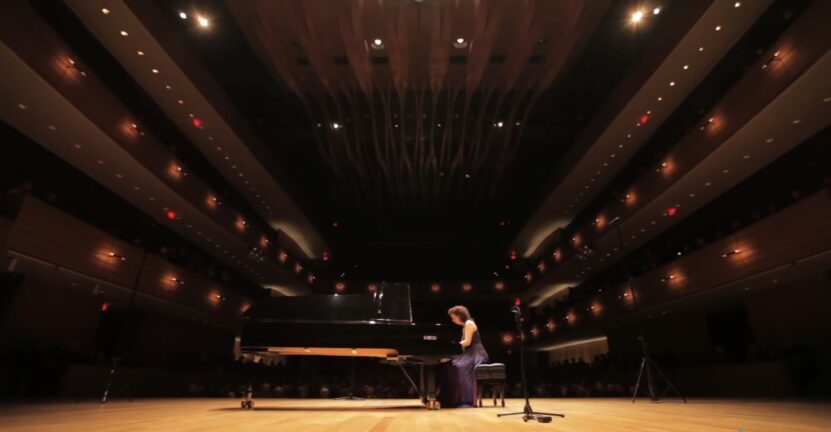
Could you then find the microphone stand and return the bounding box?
[498,304,564,423]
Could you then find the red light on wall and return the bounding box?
[192,117,203,128]
[101,303,109,312]
[509,250,517,260]
[514,297,521,306]
[322,251,330,262]
[640,113,649,125]
[666,206,678,217]
[166,210,177,220]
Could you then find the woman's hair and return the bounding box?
[447,305,471,321]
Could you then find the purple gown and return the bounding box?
[439,321,489,407]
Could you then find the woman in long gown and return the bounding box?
[439,305,489,408]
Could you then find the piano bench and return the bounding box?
[474,363,506,407]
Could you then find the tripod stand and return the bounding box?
[498,303,564,423]
[334,356,364,400]
[632,336,686,403]
[607,217,686,404]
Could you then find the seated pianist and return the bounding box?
[438,305,490,408]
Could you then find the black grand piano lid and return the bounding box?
[245,282,413,324]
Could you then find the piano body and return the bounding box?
[237,283,460,409]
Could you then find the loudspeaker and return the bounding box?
[95,308,143,358]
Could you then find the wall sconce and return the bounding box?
[170,276,185,286]
[278,250,288,264]
[761,50,781,70]
[660,274,676,283]
[722,249,741,258]
[107,252,127,261]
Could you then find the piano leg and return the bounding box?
[425,367,439,410]
[419,365,427,405]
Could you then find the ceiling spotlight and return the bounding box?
[101,8,110,15]
[178,11,188,20]
[196,15,209,28]
[653,7,661,15]
[332,122,341,130]
[453,37,468,48]
[495,121,504,128]
[120,30,129,37]
[714,25,722,31]
[734,1,741,7]
[371,38,384,49]
[630,10,645,24]
[137,50,144,56]
[683,64,689,70]
[151,68,159,74]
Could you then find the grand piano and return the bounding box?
[237,283,460,409]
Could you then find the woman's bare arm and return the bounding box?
[460,321,477,348]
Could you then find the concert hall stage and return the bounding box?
[1,398,829,431]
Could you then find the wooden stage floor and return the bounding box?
[1,398,829,431]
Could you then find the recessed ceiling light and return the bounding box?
[743,154,751,159]
[165,85,172,90]
[765,137,774,143]
[683,64,689,70]
[705,182,712,186]
[657,96,663,101]
[698,46,704,52]
[137,50,144,56]
[196,15,209,28]
[371,38,384,49]
[177,99,184,104]
[824,96,831,103]
[630,10,645,23]
[179,11,188,20]
[715,25,722,31]
[734,1,741,7]
[120,30,128,37]
[151,68,159,74]
[48,125,56,131]
[722,169,730,174]
[17,103,27,110]
[689,193,695,198]
[792,118,801,124]
[669,81,676,87]
[653,7,661,15]
[101,8,110,15]
[73,144,82,149]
